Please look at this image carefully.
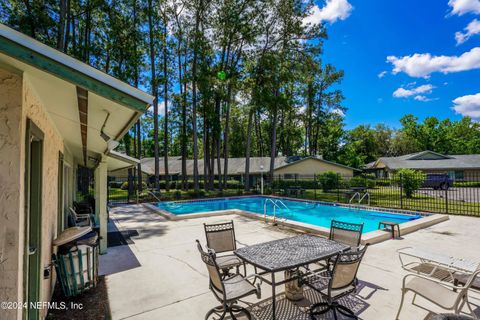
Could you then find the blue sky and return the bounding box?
[310,0,480,129]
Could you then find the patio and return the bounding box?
[100,204,480,319]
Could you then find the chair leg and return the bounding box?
[463,295,478,319]
[336,304,358,319]
[310,302,332,319]
[395,290,406,320]
[310,301,357,320]
[205,306,227,320]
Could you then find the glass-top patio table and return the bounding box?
[235,234,350,320]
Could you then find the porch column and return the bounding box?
[94,157,108,254]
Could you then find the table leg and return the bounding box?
[271,272,276,320]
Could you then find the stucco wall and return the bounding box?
[23,74,65,319]
[0,69,24,320]
[274,158,354,176]
[0,69,65,320]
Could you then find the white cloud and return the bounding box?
[414,95,432,102]
[148,101,166,116]
[303,0,353,25]
[452,93,480,119]
[387,47,480,78]
[448,0,480,16]
[393,84,435,100]
[377,71,387,78]
[455,19,480,44]
[331,108,345,117]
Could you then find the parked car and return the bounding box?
[422,173,453,190]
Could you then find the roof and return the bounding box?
[0,24,154,111]
[275,156,361,172]
[366,151,480,171]
[0,23,153,169]
[134,156,358,176]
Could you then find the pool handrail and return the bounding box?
[349,192,361,204]
[359,192,370,206]
[263,199,289,223]
[147,191,162,202]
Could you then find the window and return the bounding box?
[448,170,464,181]
[455,170,464,181]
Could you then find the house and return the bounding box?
[110,155,360,183]
[0,24,153,320]
[365,151,480,181]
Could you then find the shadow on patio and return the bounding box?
[220,281,383,320]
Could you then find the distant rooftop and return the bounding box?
[134,155,359,176]
[366,151,480,171]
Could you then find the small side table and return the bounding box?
[378,221,400,239]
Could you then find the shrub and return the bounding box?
[187,190,206,198]
[395,169,425,198]
[173,190,182,200]
[109,181,123,188]
[120,181,147,190]
[318,172,341,192]
[348,175,376,189]
[454,181,480,188]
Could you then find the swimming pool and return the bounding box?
[156,196,423,233]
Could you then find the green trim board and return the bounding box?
[23,119,44,320]
[0,36,149,113]
[57,152,64,235]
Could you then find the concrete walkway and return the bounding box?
[101,204,480,320]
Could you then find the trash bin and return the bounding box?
[52,226,99,297]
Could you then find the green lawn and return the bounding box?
[299,188,480,216]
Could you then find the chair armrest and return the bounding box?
[402,273,466,291]
[236,240,248,247]
[299,268,332,282]
[244,273,270,284]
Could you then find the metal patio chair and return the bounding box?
[329,220,364,250]
[204,221,245,276]
[315,220,364,272]
[196,240,261,320]
[396,265,480,319]
[301,244,369,320]
[68,207,92,227]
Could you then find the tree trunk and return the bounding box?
[255,109,263,156]
[136,120,142,191]
[203,105,210,191]
[83,0,91,62]
[269,92,279,182]
[178,43,187,190]
[163,13,169,191]
[57,0,67,50]
[223,87,232,189]
[244,107,254,191]
[63,0,71,52]
[191,0,201,192]
[148,0,160,191]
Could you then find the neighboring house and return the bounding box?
[365,151,480,181]
[110,155,360,183]
[0,24,153,320]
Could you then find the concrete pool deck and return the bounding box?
[101,204,480,320]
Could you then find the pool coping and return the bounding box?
[142,197,450,245]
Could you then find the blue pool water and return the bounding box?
[157,196,423,233]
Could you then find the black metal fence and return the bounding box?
[107,173,257,205]
[107,171,480,216]
[268,172,480,216]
